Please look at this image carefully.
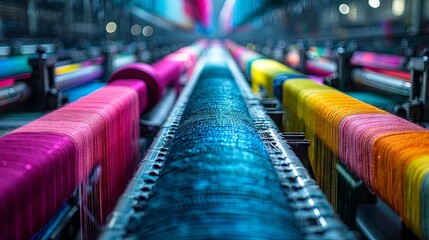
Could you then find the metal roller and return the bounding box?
[352,68,411,96]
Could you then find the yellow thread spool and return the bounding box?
[281,78,384,209]
[251,59,297,97]
[405,155,429,238]
[278,69,429,238]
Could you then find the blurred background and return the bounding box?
[0,0,427,54]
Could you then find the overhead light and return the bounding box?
[142,26,153,37]
[368,0,380,8]
[130,24,142,36]
[348,4,358,21]
[105,22,117,33]
[339,4,350,14]
[392,0,405,16]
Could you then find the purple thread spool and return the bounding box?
[0,133,77,240]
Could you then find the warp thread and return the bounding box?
[225,41,429,238]
[0,41,206,239]
[273,73,308,101]
[0,85,140,239]
[282,79,429,238]
[129,65,302,239]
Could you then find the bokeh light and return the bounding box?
[131,24,142,36]
[339,4,350,14]
[142,26,154,37]
[105,22,117,33]
[368,0,380,8]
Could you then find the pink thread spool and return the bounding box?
[108,63,161,112]
[305,60,336,77]
[232,46,247,63]
[153,55,186,95]
[351,51,406,70]
[338,113,426,191]
[109,53,186,112]
[109,79,148,113]
[0,85,140,239]
[173,47,200,80]
[0,133,77,240]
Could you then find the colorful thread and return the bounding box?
[228,41,429,238]
[251,59,297,97]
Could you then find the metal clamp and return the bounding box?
[333,42,354,91]
[27,46,67,111]
[395,51,429,123]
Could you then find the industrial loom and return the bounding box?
[0,41,354,239]
[0,41,206,239]
[100,42,353,239]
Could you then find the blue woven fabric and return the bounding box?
[132,64,302,239]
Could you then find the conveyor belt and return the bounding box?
[100,44,354,239]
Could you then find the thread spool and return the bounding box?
[282,79,385,208]
[174,44,204,80]
[108,63,161,112]
[251,59,295,97]
[405,155,429,238]
[0,56,31,79]
[372,132,429,238]
[0,133,77,240]
[362,67,410,80]
[273,74,308,101]
[56,65,104,90]
[0,85,140,239]
[235,41,429,238]
[305,58,336,76]
[339,113,425,190]
[282,78,429,238]
[0,42,208,239]
[109,79,148,113]
[350,51,406,70]
[109,45,201,112]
